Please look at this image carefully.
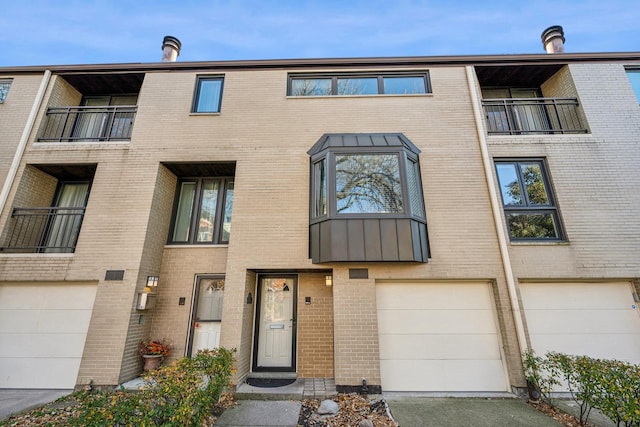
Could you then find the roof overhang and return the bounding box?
[1,52,640,75]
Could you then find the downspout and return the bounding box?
[0,70,51,215]
[464,66,529,355]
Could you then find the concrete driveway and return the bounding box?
[385,397,563,427]
[0,389,71,421]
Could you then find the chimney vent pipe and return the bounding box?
[541,26,565,53]
[162,36,181,62]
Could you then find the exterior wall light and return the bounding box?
[146,276,159,288]
[325,275,333,287]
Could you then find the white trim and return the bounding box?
[0,70,51,217]
[465,66,529,354]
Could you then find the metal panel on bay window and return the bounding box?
[308,133,429,263]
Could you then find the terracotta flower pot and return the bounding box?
[142,354,164,371]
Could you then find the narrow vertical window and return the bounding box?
[406,158,425,218]
[172,181,196,242]
[221,181,234,243]
[197,181,219,242]
[313,159,327,217]
[193,77,224,113]
[626,69,640,103]
[0,79,12,104]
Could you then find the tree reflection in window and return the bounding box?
[495,160,562,240]
[336,154,403,214]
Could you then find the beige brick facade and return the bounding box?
[0,52,639,392]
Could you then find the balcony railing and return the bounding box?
[38,105,137,142]
[0,207,85,253]
[482,98,588,135]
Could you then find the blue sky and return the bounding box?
[1,0,638,67]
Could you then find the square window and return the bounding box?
[192,77,224,113]
[495,159,564,241]
[335,154,403,214]
[0,79,12,104]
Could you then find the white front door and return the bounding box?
[190,277,224,356]
[255,276,296,370]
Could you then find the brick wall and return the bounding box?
[0,60,638,390]
[297,273,334,378]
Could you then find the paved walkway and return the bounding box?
[0,389,71,421]
[385,397,563,427]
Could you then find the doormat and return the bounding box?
[246,378,296,388]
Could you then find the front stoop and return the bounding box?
[235,378,337,400]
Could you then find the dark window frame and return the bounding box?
[494,158,565,242]
[0,79,13,104]
[310,146,426,223]
[288,71,432,96]
[191,75,225,113]
[625,68,640,104]
[168,176,234,245]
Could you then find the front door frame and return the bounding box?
[252,273,298,372]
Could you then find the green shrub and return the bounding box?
[523,351,640,427]
[70,347,236,427]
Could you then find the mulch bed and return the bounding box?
[528,400,596,427]
[297,393,398,427]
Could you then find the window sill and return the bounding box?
[0,252,74,257]
[164,244,229,249]
[189,112,221,116]
[509,240,570,246]
[33,141,131,147]
[286,93,433,99]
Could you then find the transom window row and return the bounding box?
[288,72,431,97]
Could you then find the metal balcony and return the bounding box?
[0,207,85,253]
[482,98,588,135]
[38,105,136,142]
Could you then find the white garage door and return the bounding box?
[521,282,640,365]
[376,282,508,392]
[0,283,97,389]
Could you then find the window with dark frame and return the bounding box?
[310,146,426,220]
[494,159,564,241]
[289,72,431,96]
[170,177,234,244]
[308,134,429,263]
[626,69,640,103]
[192,76,224,113]
[0,79,12,104]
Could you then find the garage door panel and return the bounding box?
[380,359,507,392]
[0,285,96,310]
[0,333,88,357]
[377,309,498,335]
[0,358,81,389]
[530,333,640,364]
[379,333,501,360]
[525,310,640,334]
[376,282,507,392]
[520,283,633,310]
[521,282,640,391]
[0,283,96,389]
[376,283,491,310]
[0,310,94,333]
